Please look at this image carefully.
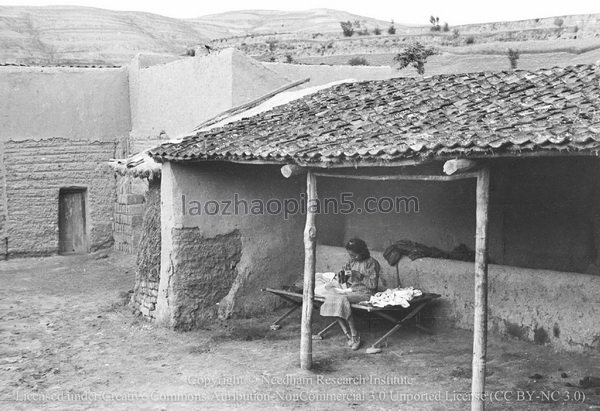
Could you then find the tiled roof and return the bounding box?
[150,64,600,166]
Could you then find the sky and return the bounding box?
[2,0,599,25]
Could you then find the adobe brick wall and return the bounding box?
[3,138,116,257]
[112,176,148,254]
[113,193,145,254]
[130,181,160,319]
[113,197,144,253]
[0,66,130,258]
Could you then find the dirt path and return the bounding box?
[1,252,599,410]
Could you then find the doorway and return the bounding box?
[58,187,88,254]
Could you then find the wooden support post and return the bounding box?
[300,171,317,369]
[471,167,490,411]
[281,164,306,179]
[443,159,478,175]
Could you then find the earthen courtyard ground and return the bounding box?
[0,252,599,410]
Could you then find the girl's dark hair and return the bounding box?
[345,238,370,260]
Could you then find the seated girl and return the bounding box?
[320,238,380,350]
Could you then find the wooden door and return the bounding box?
[58,189,88,254]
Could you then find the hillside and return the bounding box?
[0,6,209,65]
[209,12,600,75]
[188,8,397,39]
[0,5,599,72]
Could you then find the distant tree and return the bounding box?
[285,54,295,64]
[348,56,369,66]
[507,48,520,69]
[429,15,441,32]
[452,28,460,39]
[388,20,396,35]
[186,48,195,57]
[374,27,382,35]
[442,22,450,32]
[340,21,354,37]
[465,36,475,45]
[266,38,278,53]
[393,42,438,75]
[357,28,370,36]
[554,17,564,28]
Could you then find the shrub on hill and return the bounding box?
[348,56,369,66]
[430,16,441,32]
[340,21,354,37]
[388,20,396,35]
[508,48,520,69]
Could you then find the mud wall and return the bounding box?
[317,158,600,274]
[0,67,130,142]
[317,174,476,255]
[167,229,242,330]
[128,49,290,152]
[317,245,600,353]
[156,162,306,329]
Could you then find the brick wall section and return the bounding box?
[130,181,160,318]
[113,176,147,253]
[4,138,116,256]
[113,194,144,253]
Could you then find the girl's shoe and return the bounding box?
[344,332,353,346]
[351,335,361,351]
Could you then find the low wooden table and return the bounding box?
[263,288,441,353]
